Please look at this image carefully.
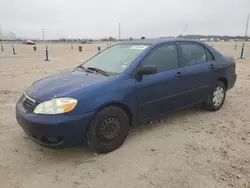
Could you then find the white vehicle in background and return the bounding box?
[23,40,36,45]
[209,38,215,42]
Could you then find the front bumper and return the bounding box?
[16,102,94,148]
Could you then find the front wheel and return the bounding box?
[87,106,130,153]
[204,81,226,111]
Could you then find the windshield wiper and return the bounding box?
[75,66,93,73]
[85,67,111,76]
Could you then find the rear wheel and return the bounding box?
[204,81,226,111]
[87,106,130,153]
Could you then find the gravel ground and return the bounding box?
[0,42,250,188]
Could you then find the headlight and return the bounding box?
[34,98,77,114]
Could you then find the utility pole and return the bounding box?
[0,26,2,39]
[42,28,44,41]
[245,14,249,38]
[119,22,121,41]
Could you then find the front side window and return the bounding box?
[82,44,149,74]
[180,43,207,66]
[141,44,179,73]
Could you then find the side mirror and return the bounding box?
[137,65,157,76]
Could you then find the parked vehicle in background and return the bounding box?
[81,40,88,44]
[16,39,237,153]
[23,40,36,45]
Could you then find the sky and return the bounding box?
[0,0,250,39]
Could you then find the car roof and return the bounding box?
[119,38,202,45]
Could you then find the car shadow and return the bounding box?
[127,105,209,139]
[25,105,210,162]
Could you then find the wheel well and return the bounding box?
[96,103,133,127]
[218,77,228,89]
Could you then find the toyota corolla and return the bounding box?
[16,39,237,153]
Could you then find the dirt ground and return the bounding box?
[0,42,250,188]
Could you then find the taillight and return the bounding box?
[233,59,236,64]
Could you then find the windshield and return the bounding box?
[81,44,149,74]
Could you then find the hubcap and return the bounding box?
[98,117,121,144]
[212,86,225,107]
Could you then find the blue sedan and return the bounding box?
[16,39,237,153]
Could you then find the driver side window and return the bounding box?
[141,44,179,73]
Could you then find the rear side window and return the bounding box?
[206,48,215,61]
[142,44,179,73]
[179,43,207,66]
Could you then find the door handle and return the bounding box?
[209,64,215,69]
[175,72,183,77]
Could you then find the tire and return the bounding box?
[87,106,130,153]
[204,81,226,111]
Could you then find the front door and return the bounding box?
[135,43,187,121]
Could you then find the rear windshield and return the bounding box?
[82,44,149,74]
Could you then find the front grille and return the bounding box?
[21,93,35,110]
[23,97,34,108]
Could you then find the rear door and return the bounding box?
[177,42,218,104]
[135,43,187,121]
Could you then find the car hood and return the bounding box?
[25,69,110,101]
